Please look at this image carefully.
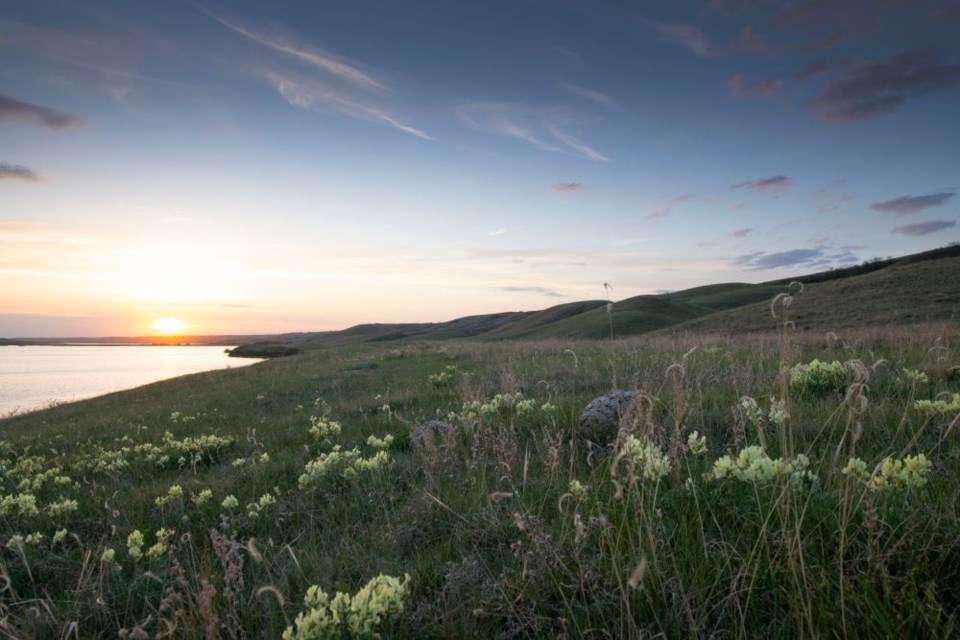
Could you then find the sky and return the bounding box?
[2,0,959,337]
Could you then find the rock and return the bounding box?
[412,420,452,447]
[577,390,636,447]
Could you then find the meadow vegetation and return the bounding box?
[1,311,959,637]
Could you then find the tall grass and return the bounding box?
[0,322,958,637]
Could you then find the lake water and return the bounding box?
[0,345,263,417]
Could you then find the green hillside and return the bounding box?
[671,255,960,335]
[480,300,608,339]
[194,245,960,356]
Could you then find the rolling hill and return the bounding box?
[223,244,960,353]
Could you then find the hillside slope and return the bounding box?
[671,256,960,335]
[214,245,960,354]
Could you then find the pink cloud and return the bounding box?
[550,182,586,193]
[732,175,793,193]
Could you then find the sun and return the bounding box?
[151,317,188,335]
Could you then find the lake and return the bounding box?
[0,345,263,417]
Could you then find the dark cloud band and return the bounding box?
[870,192,954,216]
[0,95,81,130]
[0,163,41,181]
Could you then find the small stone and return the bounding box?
[577,391,636,448]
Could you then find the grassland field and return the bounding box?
[1,318,959,638]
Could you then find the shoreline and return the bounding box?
[0,344,264,418]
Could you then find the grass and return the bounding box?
[1,317,959,637]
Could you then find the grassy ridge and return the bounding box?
[1,316,959,637]
[674,256,960,335]
[231,246,960,352]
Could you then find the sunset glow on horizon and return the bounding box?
[151,318,189,336]
[2,1,958,338]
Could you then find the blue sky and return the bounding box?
[1,0,958,336]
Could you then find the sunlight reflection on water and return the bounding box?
[0,345,262,417]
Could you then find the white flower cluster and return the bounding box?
[283,573,410,639]
[309,414,343,441]
[298,446,391,488]
[711,446,815,484]
[620,436,671,482]
[843,454,932,492]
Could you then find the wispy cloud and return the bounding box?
[550,182,586,193]
[0,163,42,182]
[501,285,567,297]
[0,94,81,130]
[456,102,610,162]
[643,19,719,57]
[727,74,784,99]
[869,191,954,216]
[205,9,431,139]
[267,72,430,139]
[204,10,386,92]
[809,48,960,123]
[732,175,793,193]
[488,228,506,236]
[645,194,696,220]
[558,83,617,107]
[731,227,753,237]
[733,248,824,269]
[891,220,957,236]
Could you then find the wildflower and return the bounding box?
[516,399,536,414]
[221,495,239,509]
[790,359,848,396]
[710,446,815,484]
[901,368,929,384]
[258,494,276,508]
[46,498,78,517]
[367,434,394,450]
[52,528,68,545]
[0,493,39,517]
[767,398,789,428]
[568,480,589,501]
[309,414,343,441]
[915,393,960,415]
[621,436,671,482]
[146,542,167,560]
[192,489,213,505]
[6,535,25,552]
[26,532,43,546]
[842,458,869,481]
[687,431,708,456]
[127,530,145,559]
[865,453,932,492]
[167,485,183,499]
[101,548,116,563]
[738,396,761,429]
[282,573,410,640]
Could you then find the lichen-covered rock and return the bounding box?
[412,420,452,447]
[577,391,636,447]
